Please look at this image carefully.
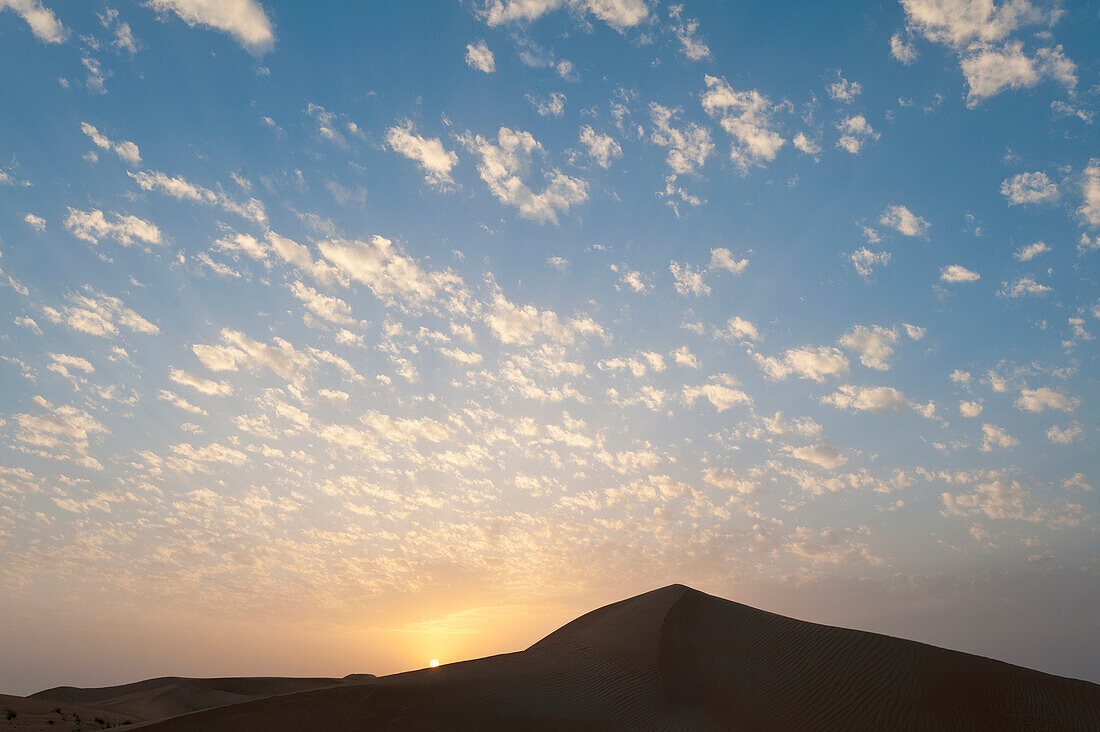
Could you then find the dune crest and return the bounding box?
[33,585,1100,730]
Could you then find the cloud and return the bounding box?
[838,325,899,371]
[960,42,1076,105]
[826,72,861,102]
[15,396,107,463]
[147,0,275,54]
[528,91,566,117]
[486,292,603,346]
[959,400,983,417]
[836,115,879,154]
[879,204,928,236]
[80,122,141,165]
[23,213,45,232]
[169,367,232,396]
[158,389,207,415]
[980,423,1018,452]
[709,247,748,275]
[1015,387,1077,413]
[787,441,847,470]
[578,126,622,168]
[721,316,759,342]
[47,290,159,337]
[192,329,314,386]
[1000,171,1058,205]
[1079,160,1100,227]
[890,32,917,64]
[288,281,355,325]
[462,127,588,223]
[792,132,821,156]
[0,0,65,43]
[941,264,980,283]
[670,6,709,60]
[649,103,713,175]
[465,40,495,72]
[999,275,1050,297]
[478,0,649,31]
[942,480,1034,521]
[754,346,849,382]
[385,122,459,188]
[683,376,752,412]
[64,208,162,247]
[318,236,442,306]
[701,75,785,172]
[1014,241,1050,261]
[1047,424,1081,444]
[850,248,890,277]
[129,170,267,225]
[669,260,709,296]
[821,384,927,416]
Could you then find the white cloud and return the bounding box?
[670,6,709,60]
[465,40,495,73]
[838,325,899,371]
[479,0,649,31]
[65,208,162,247]
[787,441,847,470]
[129,170,267,225]
[0,0,65,43]
[15,396,107,464]
[980,422,1018,452]
[546,256,569,271]
[1000,171,1058,205]
[486,292,603,346]
[708,247,748,274]
[792,132,821,156]
[578,126,622,169]
[669,260,710,296]
[999,275,1050,297]
[192,329,314,386]
[317,236,443,306]
[23,213,45,232]
[890,32,917,64]
[671,345,698,369]
[850,248,890,277]
[147,0,274,54]
[826,72,862,102]
[616,267,651,293]
[754,346,849,382]
[528,91,566,117]
[941,264,980,283]
[289,281,355,325]
[960,43,1076,106]
[879,204,928,236]
[821,384,916,415]
[49,290,159,338]
[386,122,459,188]
[80,122,141,165]
[683,376,752,412]
[903,323,925,340]
[836,115,879,154]
[959,400,983,417]
[1014,241,1050,261]
[1047,424,1081,445]
[701,75,785,172]
[1015,387,1077,413]
[1079,160,1100,227]
[462,127,588,223]
[649,103,713,176]
[170,367,232,396]
[722,316,759,342]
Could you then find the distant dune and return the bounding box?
[23,585,1100,730]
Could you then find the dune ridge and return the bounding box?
[123,583,1099,730]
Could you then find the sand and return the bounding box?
[0,692,137,730]
[106,584,1099,730]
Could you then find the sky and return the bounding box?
[0,0,1098,695]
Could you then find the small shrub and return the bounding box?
[5,708,16,720]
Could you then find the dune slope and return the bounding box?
[104,585,1100,729]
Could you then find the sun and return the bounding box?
[429,659,440,668]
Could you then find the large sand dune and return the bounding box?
[123,584,1099,730]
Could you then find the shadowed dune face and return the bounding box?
[131,584,1100,731]
[28,676,364,722]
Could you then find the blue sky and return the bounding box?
[0,0,1097,693]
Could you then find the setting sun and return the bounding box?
[429,659,440,668]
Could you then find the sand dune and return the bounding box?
[125,584,1099,730]
[0,692,136,730]
[27,675,368,725]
